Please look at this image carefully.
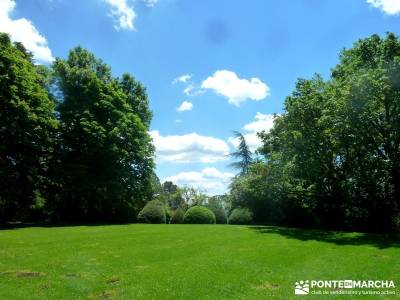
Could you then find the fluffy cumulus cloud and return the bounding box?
[104,0,136,30]
[243,112,275,133]
[172,74,192,84]
[163,167,234,195]
[201,70,270,106]
[150,130,230,163]
[0,0,54,63]
[367,0,400,15]
[176,101,193,112]
[229,112,276,152]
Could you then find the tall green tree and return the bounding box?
[51,47,154,221]
[255,33,400,232]
[0,33,57,220]
[331,33,400,223]
[229,131,253,176]
[160,181,185,209]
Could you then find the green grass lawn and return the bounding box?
[0,224,399,300]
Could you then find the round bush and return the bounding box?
[170,208,185,224]
[207,206,227,224]
[228,208,253,225]
[137,200,166,224]
[183,206,216,224]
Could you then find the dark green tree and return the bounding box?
[0,33,57,221]
[206,199,227,224]
[330,33,400,229]
[51,46,154,221]
[229,131,252,176]
[255,33,400,232]
[163,181,178,195]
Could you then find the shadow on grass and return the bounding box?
[248,226,400,249]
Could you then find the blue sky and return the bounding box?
[1,0,400,194]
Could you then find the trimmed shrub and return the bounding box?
[137,200,166,224]
[183,206,216,224]
[170,208,185,224]
[207,206,227,224]
[228,208,253,225]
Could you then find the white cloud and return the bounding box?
[150,130,230,163]
[243,112,275,133]
[229,113,276,152]
[0,0,54,63]
[143,0,158,7]
[367,0,400,15]
[104,0,136,30]
[183,84,205,96]
[172,74,205,97]
[177,101,193,112]
[172,74,192,84]
[175,119,182,123]
[201,70,270,106]
[163,167,234,195]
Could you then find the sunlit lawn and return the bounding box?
[0,224,399,299]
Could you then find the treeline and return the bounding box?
[146,181,231,224]
[147,180,252,225]
[229,33,400,233]
[0,33,155,222]
[2,31,400,232]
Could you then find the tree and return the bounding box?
[206,197,227,224]
[330,33,400,229]
[208,195,231,216]
[51,46,154,221]
[254,33,400,232]
[163,181,178,195]
[119,73,152,128]
[229,131,252,176]
[155,181,186,209]
[0,33,57,220]
[180,186,209,207]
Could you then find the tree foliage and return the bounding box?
[0,36,155,223]
[229,131,253,176]
[0,33,57,221]
[206,197,227,224]
[158,181,186,210]
[230,33,400,232]
[228,208,253,225]
[49,47,154,221]
[170,207,185,224]
[2,31,400,232]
